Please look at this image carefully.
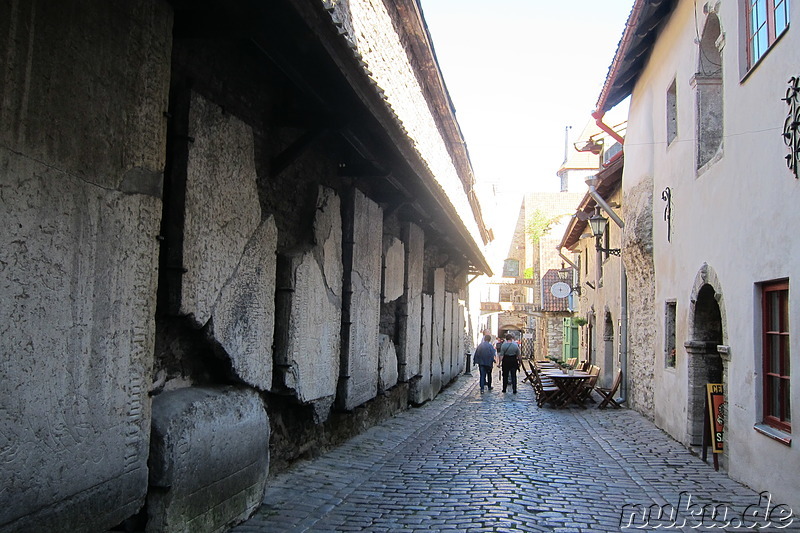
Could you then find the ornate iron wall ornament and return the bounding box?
[661,187,672,242]
[783,76,800,179]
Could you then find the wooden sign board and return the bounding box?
[706,383,725,453]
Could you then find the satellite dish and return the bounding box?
[550,282,571,299]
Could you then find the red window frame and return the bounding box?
[746,0,790,69]
[762,280,791,433]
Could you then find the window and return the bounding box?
[502,258,519,278]
[667,79,678,146]
[665,301,677,368]
[762,280,790,432]
[746,0,790,68]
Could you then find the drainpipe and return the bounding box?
[591,110,626,147]
[585,177,628,404]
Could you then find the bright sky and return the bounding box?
[421,0,634,195]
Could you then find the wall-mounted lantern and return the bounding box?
[588,208,621,256]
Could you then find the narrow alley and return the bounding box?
[233,377,794,533]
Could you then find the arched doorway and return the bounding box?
[685,265,726,447]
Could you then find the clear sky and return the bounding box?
[420,0,634,195]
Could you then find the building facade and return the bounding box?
[593,0,799,510]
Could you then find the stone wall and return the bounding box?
[0,0,484,530]
[623,178,656,418]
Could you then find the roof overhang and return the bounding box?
[595,0,678,113]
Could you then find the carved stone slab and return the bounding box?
[0,155,158,530]
[378,334,399,393]
[382,236,405,303]
[180,92,261,326]
[340,189,382,410]
[410,293,434,404]
[275,187,342,420]
[430,268,446,397]
[207,216,277,391]
[397,222,423,382]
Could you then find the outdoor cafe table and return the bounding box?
[541,369,591,408]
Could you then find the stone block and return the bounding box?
[382,236,405,302]
[443,292,454,382]
[147,387,269,533]
[207,216,277,391]
[339,190,383,410]
[410,293,433,404]
[0,153,159,531]
[430,269,446,397]
[397,223,424,382]
[274,187,341,420]
[378,334,399,393]
[180,91,261,326]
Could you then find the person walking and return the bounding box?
[499,333,522,394]
[472,334,496,392]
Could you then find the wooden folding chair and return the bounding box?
[576,364,601,403]
[596,369,622,409]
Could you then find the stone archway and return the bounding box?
[685,264,727,447]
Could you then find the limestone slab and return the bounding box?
[410,293,433,404]
[0,153,159,531]
[207,216,277,391]
[339,190,383,410]
[148,387,269,533]
[275,188,341,418]
[382,236,405,302]
[430,269,446,398]
[378,334,399,393]
[397,223,423,382]
[180,91,261,326]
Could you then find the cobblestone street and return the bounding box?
[234,375,797,533]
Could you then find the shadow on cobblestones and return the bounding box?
[233,377,798,533]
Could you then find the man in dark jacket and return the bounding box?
[473,335,496,392]
[499,333,522,394]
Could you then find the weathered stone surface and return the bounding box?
[0,154,159,531]
[180,91,261,326]
[382,237,405,302]
[410,293,434,404]
[207,216,277,391]
[0,1,172,191]
[430,269,446,397]
[623,178,656,416]
[275,188,341,419]
[443,292,454,383]
[397,223,424,382]
[0,5,170,526]
[378,334,399,393]
[340,190,383,410]
[148,387,269,533]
